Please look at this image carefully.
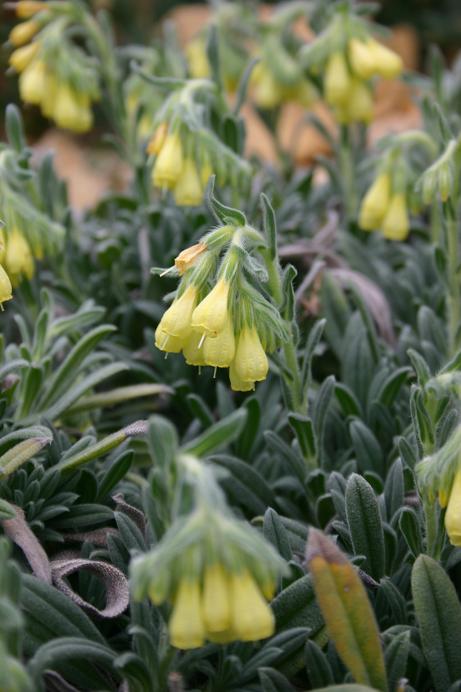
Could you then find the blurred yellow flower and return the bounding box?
[382,193,409,241]
[152,132,184,190]
[359,172,391,231]
[169,578,205,649]
[445,469,461,546]
[229,570,275,641]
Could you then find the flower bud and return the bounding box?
[169,578,205,649]
[0,264,13,306]
[9,19,39,47]
[9,42,39,73]
[230,571,274,641]
[359,172,391,231]
[382,193,409,241]
[175,242,207,275]
[348,38,375,80]
[152,132,184,190]
[203,313,236,367]
[15,1,47,18]
[233,327,269,384]
[367,39,403,79]
[445,469,461,546]
[324,52,350,106]
[174,158,203,207]
[191,279,230,336]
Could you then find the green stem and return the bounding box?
[443,201,460,357]
[423,497,442,560]
[339,124,357,226]
[263,250,304,414]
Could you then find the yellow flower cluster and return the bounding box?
[324,37,402,123]
[155,271,269,392]
[8,5,96,133]
[0,228,34,287]
[160,564,275,649]
[359,172,409,241]
[440,469,461,546]
[148,127,212,206]
[251,61,317,110]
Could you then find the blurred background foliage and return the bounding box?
[1,0,461,136]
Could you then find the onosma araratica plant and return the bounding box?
[2,0,461,691]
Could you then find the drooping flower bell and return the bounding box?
[191,278,230,337]
[131,487,286,651]
[2,228,34,287]
[359,172,391,231]
[0,264,13,308]
[445,469,461,547]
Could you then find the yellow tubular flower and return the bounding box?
[445,469,461,546]
[359,172,391,231]
[0,264,13,306]
[15,1,47,18]
[157,284,198,341]
[154,326,184,353]
[191,279,230,337]
[152,132,184,190]
[203,314,236,367]
[186,38,210,79]
[182,331,207,366]
[9,42,39,73]
[40,71,59,118]
[169,579,206,649]
[347,79,373,123]
[5,229,34,286]
[202,564,231,633]
[19,59,47,104]
[229,360,255,392]
[233,327,269,384]
[367,39,403,79]
[199,158,213,188]
[9,20,39,47]
[53,83,87,132]
[348,38,375,80]
[252,63,283,109]
[230,571,274,641]
[324,52,350,106]
[174,158,203,207]
[382,193,409,241]
[174,242,207,275]
[147,122,168,156]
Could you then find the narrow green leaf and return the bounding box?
[181,408,247,457]
[412,555,461,692]
[345,474,385,580]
